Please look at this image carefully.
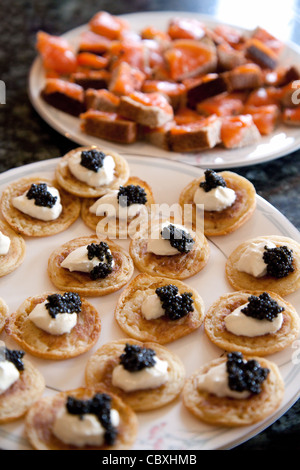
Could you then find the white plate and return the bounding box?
[28,11,300,169]
[0,155,299,450]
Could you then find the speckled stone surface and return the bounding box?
[1,0,300,451]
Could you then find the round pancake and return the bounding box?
[25,386,138,450]
[0,175,81,237]
[55,146,130,198]
[182,355,284,426]
[225,235,300,296]
[0,219,26,277]
[204,290,300,356]
[179,171,256,237]
[5,292,102,360]
[114,273,205,344]
[85,338,185,412]
[47,235,134,296]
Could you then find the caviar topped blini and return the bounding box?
[0,341,45,423]
[5,292,102,360]
[47,236,134,296]
[81,176,155,238]
[225,235,300,296]
[182,352,284,426]
[55,146,130,198]
[0,176,80,237]
[204,291,300,356]
[114,274,205,344]
[179,169,256,236]
[129,219,210,280]
[25,386,138,450]
[85,339,185,411]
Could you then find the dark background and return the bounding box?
[0,0,299,450]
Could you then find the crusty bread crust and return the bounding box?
[225,236,300,296]
[204,290,300,356]
[182,355,284,426]
[179,171,256,236]
[5,292,102,360]
[0,176,81,237]
[0,219,26,276]
[114,273,205,344]
[55,146,130,198]
[129,221,210,280]
[81,176,155,238]
[85,338,185,412]
[118,95,174,128]
[47,235,134,296]
[0,358,45,424]
[25,386,138,450]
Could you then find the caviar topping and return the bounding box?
[26,183,57,208]
[45,292,82,318]
[226,352,269,395]
[161,224,195,253]
[200,169,227,192]
[119,343,156,372]
[66,393,118,445]
[0,345,25,371]
[241,292,284,322]
[80,149,106,172]
[263,245,294,278]
[117,185,147,207]
[87,242,114,280]
[155,284,194,321]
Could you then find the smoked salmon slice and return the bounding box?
[167,17,206,40]
[36,31,77,75]
[243,104,280,135]
[78,30,111,54]
[164,39,217,81]
[89,11,129,39]
[196,92,245,117]
[76,52,108,69]
[221,114,260,148]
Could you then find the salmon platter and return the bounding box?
[29,11,300,167]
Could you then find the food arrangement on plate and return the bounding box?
[35,10,300,156]
[0,143,299,450]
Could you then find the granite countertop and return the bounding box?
[0,0,299,451]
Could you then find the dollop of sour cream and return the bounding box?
[0,231,10,255]
[236,240,276,277]
[28,300,78,335]
[0,342,20,394]
[224,303,283,337]
[89,190,147,220]
[193,185,236,211]
[112,356,168,392]
[61,245,114,273]
[52,405,120,447]
[68,151,115,187]
[141,293,165,320]
[12,185,62,221]
[147,222,191,256]
[197,362,250,399]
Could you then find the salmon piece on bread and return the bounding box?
[80,109,137,143]
[221,114,261,148]
[41,78,85,116]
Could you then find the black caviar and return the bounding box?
[161,224,195,254]
[226,352,269,395]
[200,169,227,192]
[155,284,194,321]
[80,149,106,172]
[117,185,147,207]
[241,292,284,322]
[87,242,114,280]
[45,292,82,319]
[119,343,156,372]
[26,183,57,208]
[263,245,294,278]
[66,393,118,445]
[2,347,25,371]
